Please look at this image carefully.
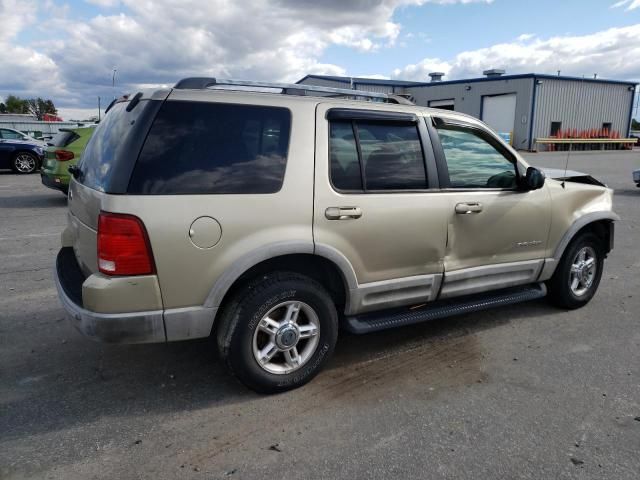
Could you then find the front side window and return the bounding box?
[330,120,427,191]
[1,129,23,140]
[436,125,517,189]
[128,101,291,194]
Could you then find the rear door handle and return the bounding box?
[455,202,483,214]
[325,207,362,220]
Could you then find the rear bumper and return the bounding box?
[41,173,68,193]
[54,247,166,344]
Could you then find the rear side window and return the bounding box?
[49,130,79,147]
[330,121,427,191]
[79,101,149,192]
[128,101,291,194]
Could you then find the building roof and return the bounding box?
[296,74,423,87]
[298,73,637,88]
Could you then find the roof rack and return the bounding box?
[173,77,414,105]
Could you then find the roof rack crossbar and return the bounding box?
[173,77,414,105]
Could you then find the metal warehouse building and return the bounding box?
[297,71,637,151]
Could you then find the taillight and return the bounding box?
[97,212,155,276]
[54,149,74,161]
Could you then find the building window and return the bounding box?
[602,123,612,135]
[550,122,562,137]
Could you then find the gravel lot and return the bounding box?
[1,151,639,479]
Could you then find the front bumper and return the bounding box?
[54,247,166,343]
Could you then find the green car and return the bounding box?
[41,126,96,194]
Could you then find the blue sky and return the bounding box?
[323,0,640,77]
[1,0,639,119]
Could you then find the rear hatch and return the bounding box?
[66,91,168,275]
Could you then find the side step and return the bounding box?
[343,283,547,334]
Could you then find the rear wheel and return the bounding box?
[11,152,39,174]
[216,272,338,393]
[547,232,604,309]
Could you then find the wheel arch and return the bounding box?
[553,212,619,261]
[204,243,357,330]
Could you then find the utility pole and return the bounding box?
[112,67,117,98]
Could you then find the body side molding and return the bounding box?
[440,260,544,299]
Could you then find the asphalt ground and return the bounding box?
[1,151,639,479]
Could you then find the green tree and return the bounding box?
[4,95,29,114]
[0,102,6,113]
[632,118,640,130]
[26,97,58,120]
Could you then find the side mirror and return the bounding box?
[524,166,545,191]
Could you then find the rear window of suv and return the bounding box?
[127,101,291,194]
[49,130,79,147]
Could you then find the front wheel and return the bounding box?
[11,152,39,174]
[547,232,604,309]
[216,272,338,393]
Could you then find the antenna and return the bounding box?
[562,76,585,188]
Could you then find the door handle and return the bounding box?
[455,202,483,215]
[325,207,362,220]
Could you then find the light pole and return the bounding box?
[112,67,117,98]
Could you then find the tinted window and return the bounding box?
[329,120,427,191]
[330,122,362,190]
[128,101,291,194]
[49,130,79,147]
[79,101,148,192]
[358,123,426,190]
[436,126,517,189]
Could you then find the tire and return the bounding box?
[216,272,338,393]
[547,232,604,309]
[11,152,39,174]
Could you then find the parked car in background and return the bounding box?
[41,126,96,194]
[0,138,45,174]
[633,169,640,187]
[0,127,47,147]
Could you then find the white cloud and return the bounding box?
[393,25,640,82]
[0,0,512,110]
[611,0,640,10]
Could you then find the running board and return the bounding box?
[343,283,547,334]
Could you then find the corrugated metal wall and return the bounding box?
[353,83,394,94]
[298,75,635,150]
[298,77,396,93]
[405,78,534,149]
[299,77,351,89]
[0,121,79,136]
[532,78,633,140]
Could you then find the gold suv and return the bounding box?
[55,79,618,392]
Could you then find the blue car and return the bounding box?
[0,139,45,174]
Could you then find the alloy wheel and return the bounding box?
[252,300,321,374]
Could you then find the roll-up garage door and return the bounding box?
[481,94,516,134]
